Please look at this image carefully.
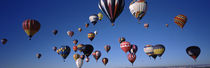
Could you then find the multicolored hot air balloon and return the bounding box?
[88,32,95,41]
[56,46,71,62]
[52,30,58,35]
[129,0,147,23]
[174,14,187,29]
[67,31,74,37]
[36,53,42,59]
[119,37,126,43]
[153,44,165,58]
[22,19,41,40]
[104,45,111,53]
[102,58,108,66]
[89,14,99,25]
[144,23,149,29]
[186,46,201,61]
[76,58,83,68]
[80,55,85,60]
[73,53,80,61]
[129,44,138,54]
[98,0,125,26]
[127,53,136,66]
[92,50,101,62]
[78,28,82,32]
[77,44,84,52]
[73,45,78,52]
[85,23,89,28]
[98,12,103,21]
[144,45,154,58]
[1,38,7,45]
[83,44,94,58]
[120,41,131,53]
[73,39,78,45]
[53,46,57,51]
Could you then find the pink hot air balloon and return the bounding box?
[128,53,136,66]
[120,41,131,53]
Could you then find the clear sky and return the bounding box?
[0,0,210,68]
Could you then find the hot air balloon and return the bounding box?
[120,41,131,53]
[144,45,154,58]
[77,44,84,52]
[67,31,74,37]
[186,46,201,61]
[89,14,99,25]
[22,19,41,40]
[98,0,125,26]
[165,24,169,27]
[73,39,78,45]
[85,57,89,62]
[36,53,42,59]
[1,38,7,45]
[52,30,58,35]
[83,44,94,57]
[94,30,97,35]
[92,50,101,62]
[128,53,136,66]
[85,23,89,28]
[53,46,57,51]
[174,14,187,29]
[88,32,95,41]
[129,44,138,54]
[153,44,165,58]
[73,53,80,61]
[129,0,147,23]
[144,23,149,29]
[78,28,82,32]
[104,45,111,53]
[119,37,126,43]
[73,45,78,52]
[102,58,108,66]
[76,58,83,68]
[80,55,85,60]
[56,46,71,62]
[98,12,103,21]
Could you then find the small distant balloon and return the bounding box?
[85,23,89,28]
[98,12,103,21]
[120,41,131,53]
[73,45,78,52]
[88,32,95,41]
[78,28,82,32]
[119,37,126,43]
[36,53,42,59]
[144,23,149,29]
[52,30,58,35]
[53,46,57,51]
[22,19,41,40]
[102,58,108,66]
[1,38,8,45]
[73,39,78,45]
[104,45,111,53]
[67,31,74,37]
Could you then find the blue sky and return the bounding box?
[0,0,210,68]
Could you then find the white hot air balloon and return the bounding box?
[94,30,97,35]
[76,58,83,68]
[89,14,99,25]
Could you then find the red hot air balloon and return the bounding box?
[104,45,111,53]
[92,50,101,62]
[67,31,74,37]
[102,58,108,66]
[73,45,78,52]
[128,53,136,66]
[120,41,131,53]
[22,19,41,40]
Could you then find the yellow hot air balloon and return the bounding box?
[73,53,80,61]
[98,12,103,21]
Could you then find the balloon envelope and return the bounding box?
[83,44,94,57]
[102,58,108,66]
[120,41,131,53]
[128,53,136,66]
[89,14,99,25]
[1,38,7,45]
[129,0,147,22]
[153,44,165,57]
[22,19,41,40]
[36,53,41,59]
[76,58,83,68]
[104,45,111,53]
[92,50,101,62]
[56,46,71,61]
[186,46,201,61]
[88,32,95,41]
[52,30,58,35]
[174,14,187,29]
[73,53,80,61]
[129,44,138,54]
[67,31,74,37]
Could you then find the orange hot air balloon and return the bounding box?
[73,45,78,52]
[85,23,89,28]
[22,19,41,40]
[120,41,131,53]
[128,53,136,66]
[73,39,78,45]
[144,23,149,29]
[73,53,80,61]
[67,31,74,37]
[78,28,82,32]
[174,14,187,29]
[80,55,85,60]
[88,32,95,41]
[102,58,108,66]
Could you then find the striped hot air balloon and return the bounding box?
[120,41,131,53]
[22,19,41,40]
[174,14,187,29]
[88,32,95,41]
[144,45,154,57]
[98,0,125,26]
[153,44,165,58]
[129,0,147,23]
